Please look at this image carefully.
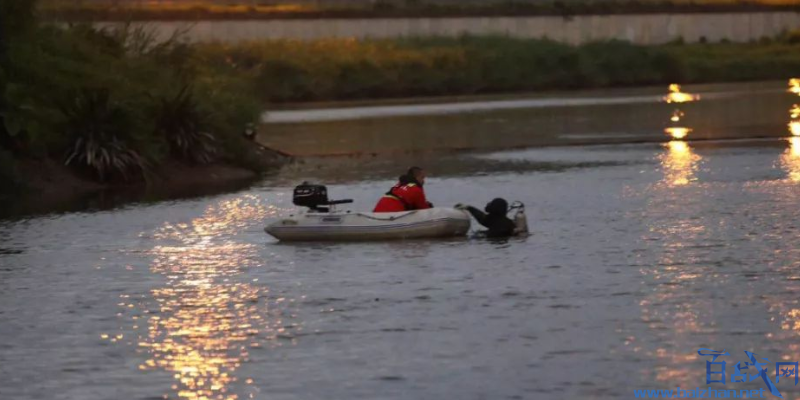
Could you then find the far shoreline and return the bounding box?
[38,2,800,22]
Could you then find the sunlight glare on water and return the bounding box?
[791,104,800,136]
[781,137,800,182]
[122,196,299,400]
[659,140,701,187]
[664,127,691,140]
[663,84,699,104]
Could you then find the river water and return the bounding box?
[3,81,800,400]
[260,81,793,156]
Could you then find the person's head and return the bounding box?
[485,198,509,216]
[407,166,426,185]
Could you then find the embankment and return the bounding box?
[196,36,800,103]
[91,12,800,44]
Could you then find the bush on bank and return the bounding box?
[670,39,800,82]
[0,0,263,188]
[197,36,800,103]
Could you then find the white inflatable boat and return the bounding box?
[265,207,471,242]
[264,182,470,241]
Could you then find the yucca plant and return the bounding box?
[153,85,219,164]
[60,89,149,182]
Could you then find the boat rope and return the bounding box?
[354,211,419,221]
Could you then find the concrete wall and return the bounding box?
[97,12,800,44]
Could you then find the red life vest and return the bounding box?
[373,182,431,212]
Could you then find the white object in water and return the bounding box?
[511,201,529,235]
[265,208,471,242]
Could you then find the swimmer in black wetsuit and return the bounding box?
[456,198,517,238]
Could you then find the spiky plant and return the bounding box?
[61,89,148,182]
[153,85,219,164]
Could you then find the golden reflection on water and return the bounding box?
[791,123,800,138]
[665,109,691,140]
[636,142,709,387]
[638,134,709,385]
[664,90,694,140]
[664,84,699,104]
[780,137,800,182]
[790,78,800,95]
[659,140,701,187]
[770,300,800,370]
[790,104,800,136]
[779,308,800,333]
[637,224,707,386]
[118,196,296,400]
[664,127,691,140]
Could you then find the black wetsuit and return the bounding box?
[465,206,516,238]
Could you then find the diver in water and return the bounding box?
[456,198,517,238]
[373,167,433,212]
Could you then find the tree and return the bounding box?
[0,0,36,52]
[0,0,37,151]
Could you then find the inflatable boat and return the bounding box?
[264,182,471,242]
[265,208,471,242]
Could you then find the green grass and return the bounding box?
[195,35,800,103]
[667,39,800,82]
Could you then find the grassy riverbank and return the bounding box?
[0,0,284,198]
[39,0,800,21]
[197,36,800,103]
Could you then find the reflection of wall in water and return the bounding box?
[261,83,791,156]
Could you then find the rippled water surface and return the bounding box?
[4,80,800,400]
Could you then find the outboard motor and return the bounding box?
[293,182,353,212]
[510,201,529,235]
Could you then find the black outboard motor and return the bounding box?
[293,182,353,212]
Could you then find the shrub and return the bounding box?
[581,40,660,85]
[783,29,800,44]
[0,148,21,195]
[0,0,35,43]
[1,18,267,183]
[152,86,218,165]
[60,89,150,182]
[255,59,315,102]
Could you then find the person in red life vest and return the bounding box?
[373,167,434,212]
